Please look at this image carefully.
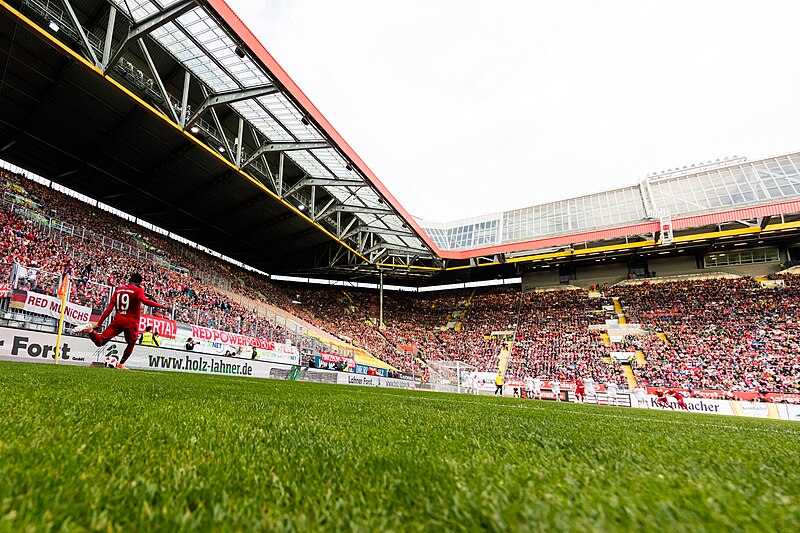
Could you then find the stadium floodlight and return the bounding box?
[234,46,245,59]
[190,125,200,134]
[48,21,59,32]
[217,146,225,153]
[298,203,306,211]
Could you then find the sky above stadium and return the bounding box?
[233,0,800,222]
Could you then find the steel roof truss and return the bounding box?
[105,0,197,71]
[333,204,395,216]
[102,5,117,68]
[343,225,415,240]
[61,0,101,66]
[366,243,428,256]
[185,85,278,128]
[282,177,364,199]
[138,40,179,123]
[242,142,328,169]
[313,198,337,221]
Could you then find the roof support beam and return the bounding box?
[282,177,363,199]
[138,40,179,123]
[185,85,278,127]
[179,70,191,127]
[61,0,101,67]
[105,0,197,71]
[313,198,337,221]
[101,5,117,68]
[343,225,415,240]
[242,142,328,168]
[338,217,358,240]
[365,243,428,256]
[333,204,395,216]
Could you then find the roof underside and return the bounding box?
[0,0,440,277]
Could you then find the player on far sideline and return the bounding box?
[532,376,543,400]
[73,273,165,370]
[550,379,561,401]
[606,381,619,406]
[574,378,586,403]
[667,389,689,411]
[655,389,673,409]
[634,385,648,408]
[584,377,597,403]
[524,375,534,399]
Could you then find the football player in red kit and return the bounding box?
[73,273,165,369]
[655,389,672,409]
[667,389,689,410]
[574,378,586,403]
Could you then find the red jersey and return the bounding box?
[98,284,163,328]
[667,389,684,400]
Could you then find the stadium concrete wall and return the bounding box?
[521,270,560,290]
[646,256,698,277]
[572,263,629,288]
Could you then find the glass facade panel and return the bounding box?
[703,247,780,268]
[425,152,800,251]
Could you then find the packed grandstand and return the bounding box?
[2,165,799,399]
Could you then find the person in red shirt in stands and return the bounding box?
[667,389,689,410]
[73,273,165,369]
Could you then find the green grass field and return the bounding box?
[1,362,799,532]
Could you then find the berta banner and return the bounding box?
[138,314,177,339]
[10,290,95,325]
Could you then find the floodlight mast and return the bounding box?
[379,268,384,330]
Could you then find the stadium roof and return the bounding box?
[0,0,443,277]
[2,0,800,283]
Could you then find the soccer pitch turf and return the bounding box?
[1,363,798,532]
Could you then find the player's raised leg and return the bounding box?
[117,327,138,370]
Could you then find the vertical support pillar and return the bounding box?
[278,152,284,196]
[379,269,384,330]
[236,117,244,167]
[180,70,191,127]
[102,6,117,69]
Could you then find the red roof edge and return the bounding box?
[204,0,443,257]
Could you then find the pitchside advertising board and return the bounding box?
[1,325,798,420]
[0,326,408,390]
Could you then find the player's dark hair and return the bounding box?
[129,273,143,284]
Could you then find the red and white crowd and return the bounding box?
[2,168,799,394]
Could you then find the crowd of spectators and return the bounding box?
[506,290,629,386]
[2,168,800,393]
[0,169,290,342]
[609,278,800,394]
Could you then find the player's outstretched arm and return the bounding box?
[142,298,166,310]
[95,299,116,328]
